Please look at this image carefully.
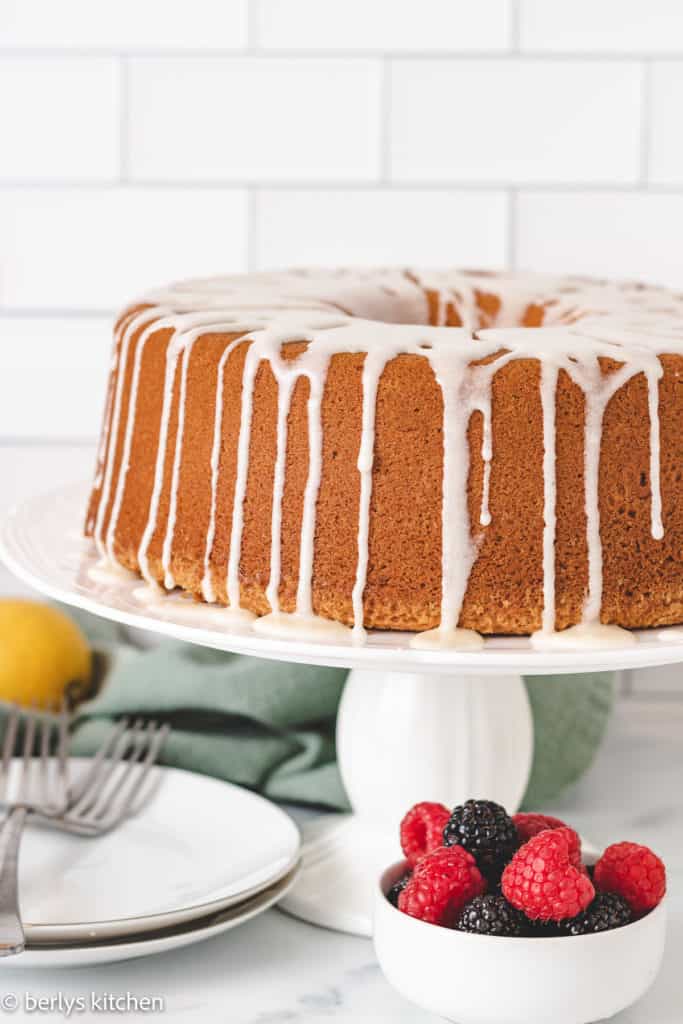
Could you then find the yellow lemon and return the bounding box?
[0,600,91,707]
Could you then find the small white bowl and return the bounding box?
[374,860,666,1024]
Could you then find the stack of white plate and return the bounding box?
[2,761,300,968]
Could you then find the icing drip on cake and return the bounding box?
[91,268,683,647]
[87,558,136,585]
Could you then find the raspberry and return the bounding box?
[561,892,632,936]
[386,872,411,908]
[513,814,584,870]
[456,894,527,937]
[443,800,519,883]
[563,827,584,870]
[400,802,450,867]
[398,846,486,926]
[513,813,568,843]
[502,827,595,921]
[594,842,666,914]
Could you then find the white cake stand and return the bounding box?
[3,482,683,936]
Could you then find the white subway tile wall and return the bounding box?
[520,0,683,54]
[0,58,121,182]
[4,0,683,444]
[255,190,508,268]
[389,59,643,184]
[255,0,512,51]
[649,62,683,183]
[128,58,382,182]
[0,318,110,438]
[516,192,683,285]
[0,0,248,50]
[1,0,682,694]
[0,188,248,310]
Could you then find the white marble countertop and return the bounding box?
[0,446,681,1022]
[0,700,677,1023]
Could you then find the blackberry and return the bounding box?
[456,894,527,937]
[386,871,412,908]
[443,799,519,883]
[527,919,563,938]
[561,892,632,936]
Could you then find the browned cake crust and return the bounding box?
[85,272,683,635]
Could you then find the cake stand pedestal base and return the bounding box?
[279,669,533,936]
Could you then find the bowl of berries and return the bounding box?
[374,800,667,1024]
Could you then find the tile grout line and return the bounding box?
[247,0,259,49]
[1,47,683,60]
[5,181,683,193]
[509,0,522,53]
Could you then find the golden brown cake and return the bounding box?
[84,268,683,648]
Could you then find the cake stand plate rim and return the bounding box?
[3,481,683,676]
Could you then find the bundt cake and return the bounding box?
[84,268,683,649]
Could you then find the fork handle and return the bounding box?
[0,807,27,956]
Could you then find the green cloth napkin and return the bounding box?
[64,607,614,811]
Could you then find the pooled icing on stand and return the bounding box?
[91,268,683,648]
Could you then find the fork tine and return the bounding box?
[83,722,149,822]
[0,706,20,802]
[92,722,169,828]
[97,723,170,829]
[69,720,143,818]
[38,706,51,810]
[55,699,70,812]
[18,705,37,804]
[67,717,129,807]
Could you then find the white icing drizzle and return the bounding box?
[201,333,252,603]
[90,268,683,647]
[265,374,295,616]
[136,320,183,583]
[478,394,493,528]
[531,622,637,651]
[160,339,192,590]
[133,586,255,626]
[226,336,262,611]
[429,342,480,637]
[252,612,353,642]
[352,347,388,642]
[132,582,165,604]
[89,308,141,507]
[138,313,272,591]
[93,308,170,558]
[87,558,136,585]
[410,626,484,651]
[482,323,667,641]
[105,319,155,562]
[295,351,330,618]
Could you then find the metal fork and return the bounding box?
[37,717,170,836]
[0,704,69,956]
[0,706,169,956]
